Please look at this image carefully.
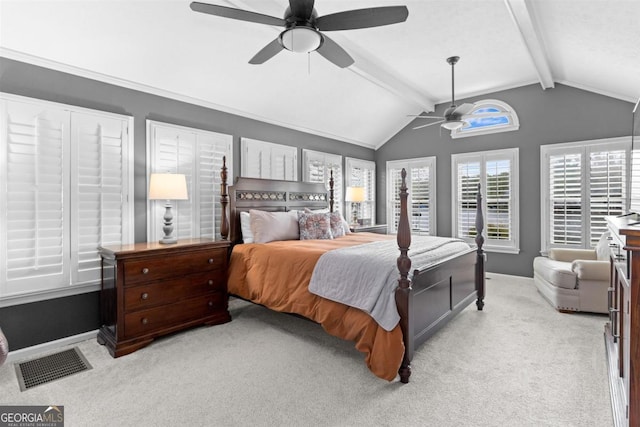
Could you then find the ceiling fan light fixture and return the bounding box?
[442,121,464,130]
[279,27,323,53]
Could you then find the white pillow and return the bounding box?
[240,211,254,243]
[249,209,299,243]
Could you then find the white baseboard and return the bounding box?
[6,330,98,364]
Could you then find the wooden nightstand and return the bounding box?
[350,224,388,234]
[97,238,231,357]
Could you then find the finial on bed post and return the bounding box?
[395,168,413,383]
[329,169,334,212]
[220,155,229,240]
[475,183,485,311]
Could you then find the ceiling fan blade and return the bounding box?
[452,103,475,116]
[190,2,286,27]
[413,120,444,130]
[316,35,354,68]
[289,0,315,20]
[249,38,284,64]
[316,6,409,31]
[409,115,445,119]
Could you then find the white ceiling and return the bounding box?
[1,0,639,149]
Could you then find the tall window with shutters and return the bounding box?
[541,137,631,253]
[241,138,297,181]
[386,157,436,234]
[0,93,133,303]
[345,157,375,225]
[302,149,343,213]
[452,148,519,253]
[146,121,232,242]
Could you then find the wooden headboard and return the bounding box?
[220,157,335,244]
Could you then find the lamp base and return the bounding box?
[159,237,178,245]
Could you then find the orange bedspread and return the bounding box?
[227,233,405,381]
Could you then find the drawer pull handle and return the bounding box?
[141,318,148,325]
[141,292,149,300]
[208,301,214,307]
[208,279,214,286]
[142,268,149,274]
[208,258,214,264]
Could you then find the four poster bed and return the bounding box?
[218,159,485,383]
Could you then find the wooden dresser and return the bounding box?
[97,238,231,357]
[605,215,640,427]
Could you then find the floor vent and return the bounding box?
[15,347,92,391]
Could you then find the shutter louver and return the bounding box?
[589,149,626,246]
[457,161,480,239]
[410,166,430,233]
[485,159,511,241]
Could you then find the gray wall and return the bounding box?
[376,83,635,277]
[0,57,373,350]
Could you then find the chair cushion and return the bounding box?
[533,256,577,290]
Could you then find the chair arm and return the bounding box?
[548,248,598,263]
[571,260,610,281]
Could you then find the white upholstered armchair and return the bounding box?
[533,233,611,314]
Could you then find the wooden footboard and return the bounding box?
[395,168,485,383]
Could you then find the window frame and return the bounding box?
[146,120,233,243]
[0,92,134,307]
[451,99,519,139]
[386,157,437,235]
[452,148,520,254]
[540,136,631,254]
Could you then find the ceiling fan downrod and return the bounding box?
[447,56,460,107]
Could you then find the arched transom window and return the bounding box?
[451,99,519,139]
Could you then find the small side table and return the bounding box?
[350,224,388,234]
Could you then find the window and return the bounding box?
[0,93,133,304]
[386,157,436,234]
[302,149,343,213]
[451,99,519,139]
[241,138,297,180]
[345,158,376,225]
[147,121,232,242]
[541,137,631,252]
[452,148,519,253]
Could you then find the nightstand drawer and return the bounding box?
[124,293,225,338]
[124,248,227,286]
[124,272,225,312]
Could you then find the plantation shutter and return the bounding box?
[1,100,70,296]
[71,112,131,285]
[455,161,480,239]
[589,148,626,245]
[241,138,297,181]
[386,157,435,234]
[485,156,512,241]
[548,151,583,246]
[147,121,232,241]
[630,149,640,213]
[303,150,343,212]
[345,158,375,224]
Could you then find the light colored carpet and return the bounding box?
[0,273,612,427]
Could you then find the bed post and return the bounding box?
[220,155,229,240]
[395,168,413,383]
[475,183,485,310]
[329,169,334,212]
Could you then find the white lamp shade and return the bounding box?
[442,120,464,130]
[148,173,188,200]
[345,186,365,203]
[280,27,322,53]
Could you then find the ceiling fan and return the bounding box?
[190,1,409,68]
[412,56,503,131]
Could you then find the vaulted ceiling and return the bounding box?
[1,0,639,149]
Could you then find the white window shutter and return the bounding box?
[241,138,297,180]
[346,158,375,224]
[386,157,435,234]
[70,112,131,285]
[1,99,70,296]
[456,161,480,239]
[147,121,232,242]
[303,150,343,213]
[588,148,626,245]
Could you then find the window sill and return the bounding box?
[0,282,100,308]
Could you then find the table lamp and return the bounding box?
[149,173,188,244]
[345,186,365,226]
